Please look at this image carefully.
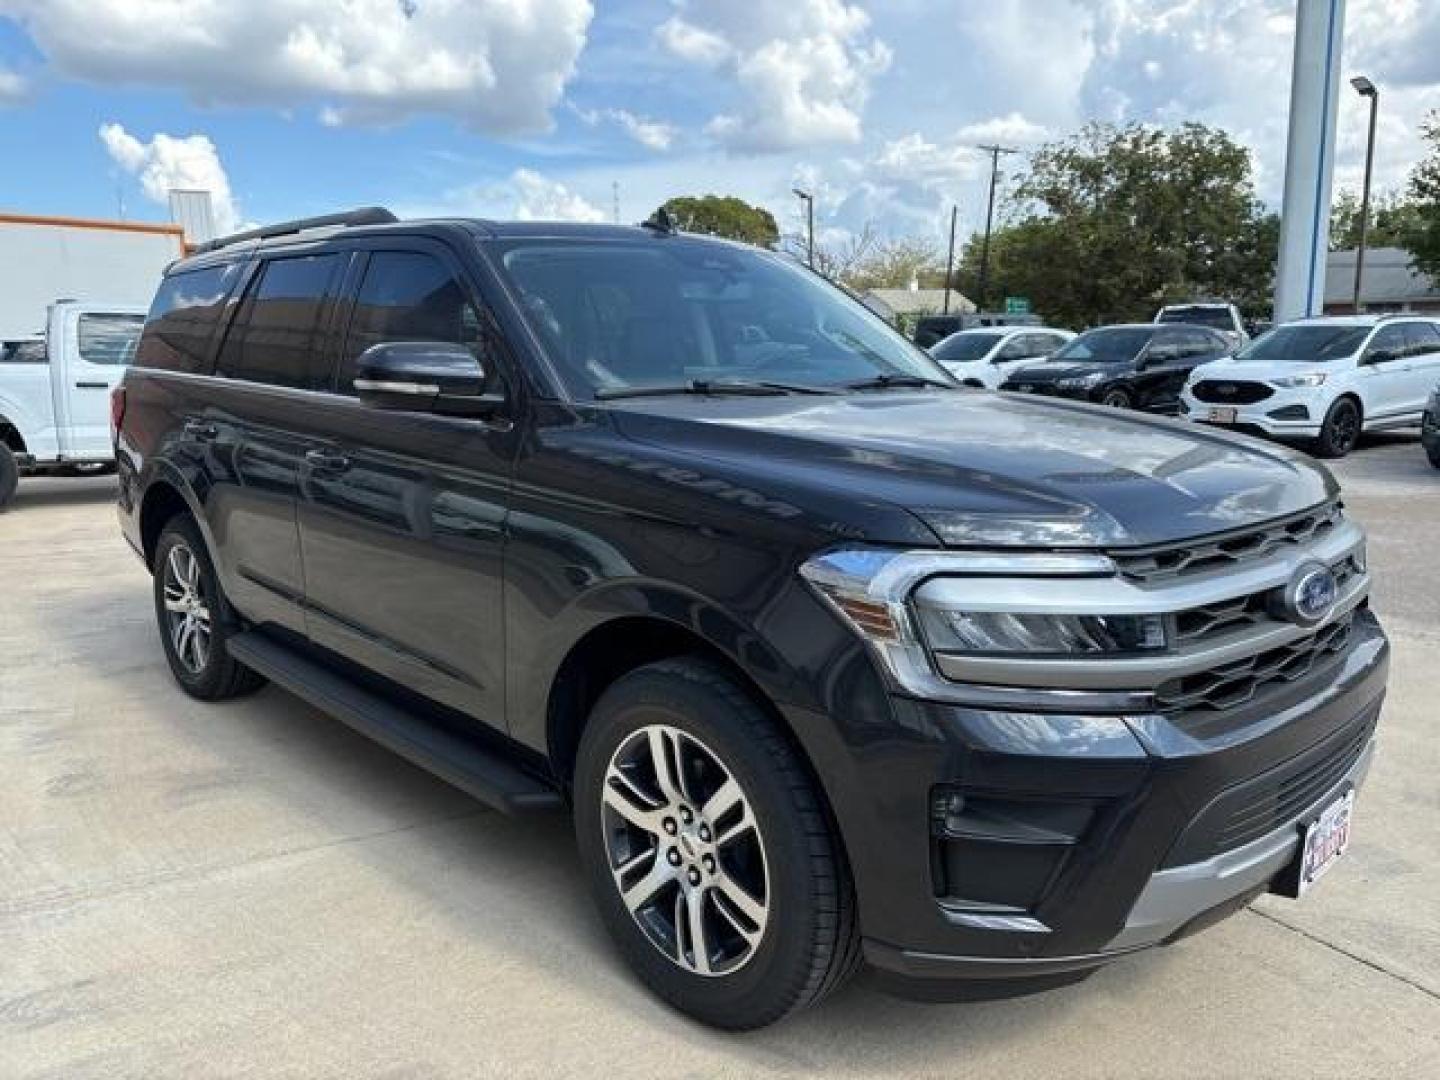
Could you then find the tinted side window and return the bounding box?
[337,251,485,394]
[77,313,145,365]
[1,340,46,364]
[216,254,342,389]
[1403,322,1440,354]
[1365,324,1407,360]
[136,263,241,373]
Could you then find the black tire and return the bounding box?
[1100,387,1133,409]
[0,444,17,510]
[573,658,860,1029]
[152,514,265,700]
[1314,397,1362,459]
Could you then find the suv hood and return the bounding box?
[605,390,1336,549]
[1191,358,1338,383]
[1006,360,1129,384]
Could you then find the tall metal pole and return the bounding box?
[1274,0,1347,322]
[1351,78,1379,313]
[976,144,1017,311]
[792,188,815,269]
[943,205,958,314]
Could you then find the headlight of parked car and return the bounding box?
[1271,373,1328,388]
[1055,371,1108,390]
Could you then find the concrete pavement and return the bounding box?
[3,437,1438,1078]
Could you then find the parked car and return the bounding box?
[929,326,1075,388]
[1156,301,1250,349]
[117,209,1386,1030]
[914,310,1041,348]
[1180,315,1440,459]
[1000,323,1234,412]
[1422,381,1440,469]
[0,300,145,508]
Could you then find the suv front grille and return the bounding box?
[1112,503,1343,583]
[1192,379,1274,404]
[1154,613,1355,712]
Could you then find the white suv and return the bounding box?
[928,326,1074,389]
[1179,315,1440,458]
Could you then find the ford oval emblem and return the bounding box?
[1280,561,1339,627]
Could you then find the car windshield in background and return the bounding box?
[1158,307,1234,331]
[1238,324,1371,363]
[931,332,1005,365]
[497,239,950,399]
[1,339,47,364]
[77,313,145,365]
[1051,327,1153,364]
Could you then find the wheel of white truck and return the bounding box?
[573,658,861,1030]
[0,444,18,510]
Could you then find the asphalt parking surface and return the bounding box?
[4,434,1439,1078]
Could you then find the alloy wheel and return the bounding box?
[600,723,770,977]
[162,544,212,675]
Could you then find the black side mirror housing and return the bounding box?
[354,341,504,417]
[1364,348,1395,366]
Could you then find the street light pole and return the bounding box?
[1350,75,1379,313]
[943,204,958,314]
[976,144,1018,311]
[792,188,815,269]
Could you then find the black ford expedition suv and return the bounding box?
[116,209,1387,1030]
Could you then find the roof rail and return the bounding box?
[190,206,398,255]
[1373,311,1414,321]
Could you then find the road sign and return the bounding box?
[1004,296,1031,314]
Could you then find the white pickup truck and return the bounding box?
[0,300,146,508]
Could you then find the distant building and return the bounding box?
[861,287,975,329]
[1324,246,1440,315]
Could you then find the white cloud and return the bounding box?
[657,0,891,153]
[3,0,593,132]
[0,65,27,105]
[99,123,241,233]
[427,168,607,223]
[953,113,1051,147]
[573,105,677,151]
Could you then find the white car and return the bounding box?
[1156,302,1250,349]
[929,326,1074,389]
[1180,315,1440,458]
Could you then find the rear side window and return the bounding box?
[1403,322,1440,355]
[77,313,144,365]
[137,263,241,373]
[216,254,343,389]
[336,251,485,394]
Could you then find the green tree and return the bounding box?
[1399,111,1440,280]
[658,195,780,247]
[1331,189,1427,250]
[957,122,1277,327]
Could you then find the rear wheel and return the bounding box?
[153,515,265,700]
[0,445,17,509]
[1314,397,1362,458]
[1100,388,1133,409]
[573,658,859,1029]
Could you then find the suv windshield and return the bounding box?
[1051,327,1153,364]
[931,331,1005,364]
[1237,324,1371,363]
[497,239,950,399]
[1158,306,1234,331]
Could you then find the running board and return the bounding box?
[226,630,563,815]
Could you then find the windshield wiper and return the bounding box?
[843,373,954,391]
[594,379,833,401]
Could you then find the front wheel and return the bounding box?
[1100,387,1133,409]
[1314,398,1362,459]
[573,659,859,1029]
[0,444,17,509]
[153,515,265,700]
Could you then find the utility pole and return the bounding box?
[793,188,815,269]
[1350,75,1379,313]
[976,144,1018,312]
[612,181,621,225]
[943,205,958,314]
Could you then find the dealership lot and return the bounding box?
[4,438,1439,1079]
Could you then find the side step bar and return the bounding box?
[226,631,563,815]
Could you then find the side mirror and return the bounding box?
[354,341,503,416]
[1364,348,1395,366]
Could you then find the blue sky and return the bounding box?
[2,1,1438,249]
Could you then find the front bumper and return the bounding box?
[1179,384,1324,438]
[800,608,1388,986]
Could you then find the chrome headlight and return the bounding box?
[914,607,1166,655]
[1271,373,1327,389]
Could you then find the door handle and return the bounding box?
[183,420,219,441]
[75,380,109,389]
[304,449,352,474]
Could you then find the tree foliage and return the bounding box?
[659,195,780,247]
[1330,189,1427,251]
[956,122,1278,327]
[1399,111,1440,280]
